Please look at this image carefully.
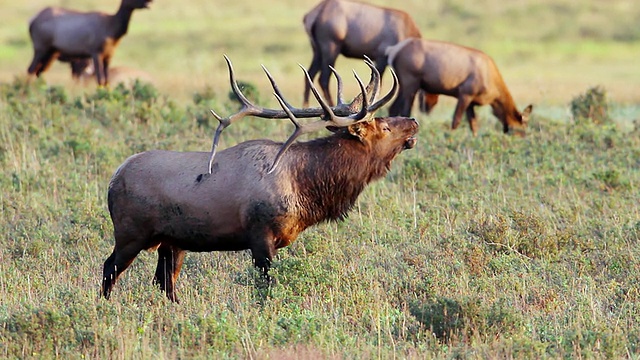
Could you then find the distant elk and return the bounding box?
[67,58,155,87]
[302,0,421,107]
[387,38,532,136]
[101,57,418,302]
[27,0,152,86]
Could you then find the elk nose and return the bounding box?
[410,118,419,129]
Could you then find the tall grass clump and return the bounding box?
[570,85,611,125]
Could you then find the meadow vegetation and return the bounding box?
[1,0,639,358]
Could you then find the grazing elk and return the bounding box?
[387,38,532,136]
[27,0,152,86]
[302,0,421,106]
[101,57,418,302]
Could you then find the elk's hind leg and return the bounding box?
[153,244,186,303]
[101,238,145,299]
[452,95,473,130]
[317,41,341,105]
[27,49,57,77]
[466,105,479,136]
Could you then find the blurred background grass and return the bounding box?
[1,0,639,106]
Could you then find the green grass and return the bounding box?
[1,75,639,359]
[1,0,640,358]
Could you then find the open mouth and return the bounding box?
[403,136,417,150]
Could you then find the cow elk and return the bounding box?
[101,57,418,302]
[302,0,421,107]
[387,38,532,136]
[27,0,152,86]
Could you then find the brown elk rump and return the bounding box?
[387,38,532,136]
[303,0,421,106]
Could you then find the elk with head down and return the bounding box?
[302,0,421,107]
[387,38,532,136]
[27,0,152,86]
[101,57,418,302]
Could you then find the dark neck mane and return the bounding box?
[288,132,392,228]
[110,4,135,39]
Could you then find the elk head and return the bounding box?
[204,55,399,176]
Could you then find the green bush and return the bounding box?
[570,86,611,124]
[228,80,260,106]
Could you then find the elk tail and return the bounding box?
[302,0,329,52]
[385,38,414,69]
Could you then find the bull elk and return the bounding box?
[101,57,418,302]
[27,0,152,86]
[387,38,532,136]
[302,0,421,107]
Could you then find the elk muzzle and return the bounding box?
[403,118,419,149]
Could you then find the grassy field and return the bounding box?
[1,0,640,358]
[2,0,640,105]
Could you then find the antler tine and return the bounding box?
[267,93,325,174]
[346,56,380,112]
[268,70,370,174]
[329,66,345,106]
[261,64,296,111]
[362,56,380,100]
[206,109,229,174]
[351,69,370,120]
[203,56,382,176]
[223,54,261,122]
[368,67,399,112]
[222,55,302,120]
[299,63,336,121]
[300,64,368,125]
[362,56,381,104]
[205,55,254,175]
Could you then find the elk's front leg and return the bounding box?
[249,231,277,287]
[153,244,186,302]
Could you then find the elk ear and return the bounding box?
[521,104,533,124]
[348,122,368,141]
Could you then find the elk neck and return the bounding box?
[109,3,136,39]
[491,82,521,125]
[288,131,390,225]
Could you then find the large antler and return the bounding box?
[206,55,399,174]
[266,65,371,173]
